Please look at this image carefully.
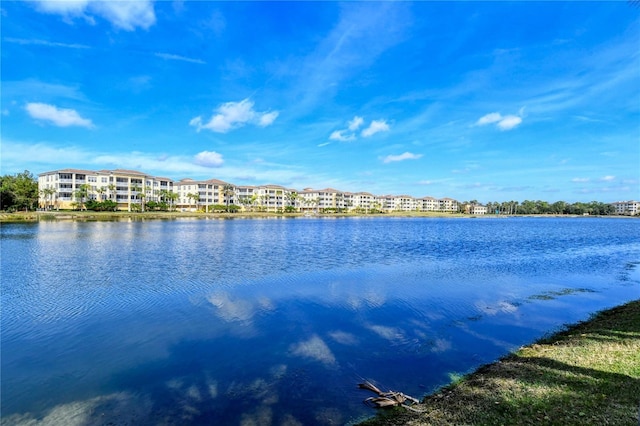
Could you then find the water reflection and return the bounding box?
[1,217,638,424]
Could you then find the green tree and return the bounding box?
[223,184,235,212]
[285,192,298,212]
[107,183,117,206]
[40,187,57,210]
[186,192,199,211]
[73,183,91,211]
[1,170,39,211]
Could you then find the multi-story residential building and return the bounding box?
[420,196,439,211]
[439,197,459,212]
[298,188,345,212]
[256,185,288,212]
[236,185,259,210]
[38,168,173,211]
[351,192,376,212]
[174,178,232,211]
[464,204,487,216]
[39,167,464,214]
[611,200,640,215]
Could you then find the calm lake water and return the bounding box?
[1,217,639,425]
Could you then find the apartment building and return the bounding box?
[439,198,459,212]
[298,188,347,212]
[174,178,232,211]
[39,167,466,214]
[38,168,173,211]
[420,196,439,211]
[610,200,640,215]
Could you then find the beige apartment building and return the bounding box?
[39,168,466,214]
[38,168,173,211]
[173,178,232,211]
[610,200,640,215]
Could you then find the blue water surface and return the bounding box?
[1,217,639,425]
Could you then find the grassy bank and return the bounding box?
[360,300,640,425]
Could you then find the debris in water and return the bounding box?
[358,381,422,412]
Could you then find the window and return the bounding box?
[101,177,108,183]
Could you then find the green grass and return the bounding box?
[359,300,640,425]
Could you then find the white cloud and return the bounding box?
[382,152,422,164]
[329,130,355,142]
[32,0,156,31]
[154,53,205,64]
[25,102,93,128]
[329,116,389,141]
[572,177,590,183]
[476,112,523,131]
[194,151,224,168]
[361,119,390,137]
[190,99,278,133]
[476,112,502,126]
[33,0,90,15]
[600,175,615,182]
[348,116,364,131]
[497,115,522,130]
[258,111,279,127]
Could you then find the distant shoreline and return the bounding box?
[1,210,637,223]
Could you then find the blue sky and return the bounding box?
[1,1,638,203]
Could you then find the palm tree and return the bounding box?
[73,184,90,210]
[285,191,298,212]
[131,185,142,212]
[40,187,56,210]
[168,191,179,211]
[95,187,106,202]
[223,184,235,212]
[186,192,199,211]
[260,193,270,212]
[139,191,146,212]
[107,183,117,207]
[239,196,252,212]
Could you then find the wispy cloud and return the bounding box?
[287,2,411,112]
[190,99,279,133]
[599,175,615,182]
[329,116,390,141]
[154,53,205,65]
[362,119,390,137]
[329,129,355,142]
[194,151,224,168]
[382,152,422,164]
[31,0,155,31]
[571,177,590,183]
[4,37,90,49]
[348,116,364,131]
[25,102,93,128]
[476,112,522,131]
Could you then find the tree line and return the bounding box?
[0,170,628,216]
[462,200,617,216]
